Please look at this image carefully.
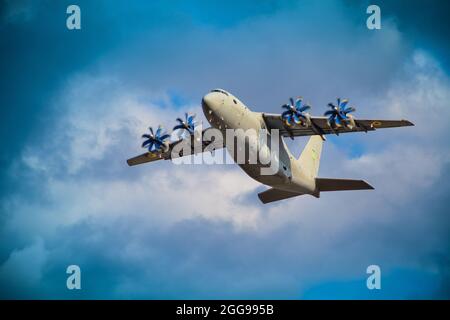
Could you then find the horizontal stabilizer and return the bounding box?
[258,188,303,204]
[316,178,374,192]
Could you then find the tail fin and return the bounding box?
[258,188,303,204]
[298,136,323,179]
[315,178,374,193]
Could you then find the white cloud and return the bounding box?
[344,51,450,203]
[381,50,450,139]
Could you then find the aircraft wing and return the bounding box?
[126,151,169,166]
[127,127,225,166]
[262,114,414,138]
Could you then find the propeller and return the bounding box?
[281,97,312,127]
[173,113,196,137]
[141,126,170,152]
[324,98,356,128]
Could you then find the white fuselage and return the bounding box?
[201,89,316,194]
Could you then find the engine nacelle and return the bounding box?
[300,113,312,127]
[345,114,356,130]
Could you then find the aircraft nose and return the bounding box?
[202,92,216,111]
[202,92,222,118]
[202,91,226,128]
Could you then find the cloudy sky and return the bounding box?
[0,0,449,299]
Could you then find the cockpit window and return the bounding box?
[211,89,229,96]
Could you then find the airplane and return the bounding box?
[127,89,413,204]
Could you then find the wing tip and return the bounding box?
[126,152,160,166]
[362,180,375,190]
[257,193,268,204]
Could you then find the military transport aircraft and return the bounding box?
[127,89,413,204]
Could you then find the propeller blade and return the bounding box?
[160,134,171,141]
[344,106,355,113]
[284,114,293,124]
[142,139,151,148]
[153,140,162,149]
[281,110,291,118]
[299,105,311,112]
[328,113,337,121]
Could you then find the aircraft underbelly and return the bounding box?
[228,113,291,187]
[204,96,314,193]
[238,163,285,185]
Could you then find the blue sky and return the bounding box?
[0,0,449,299]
